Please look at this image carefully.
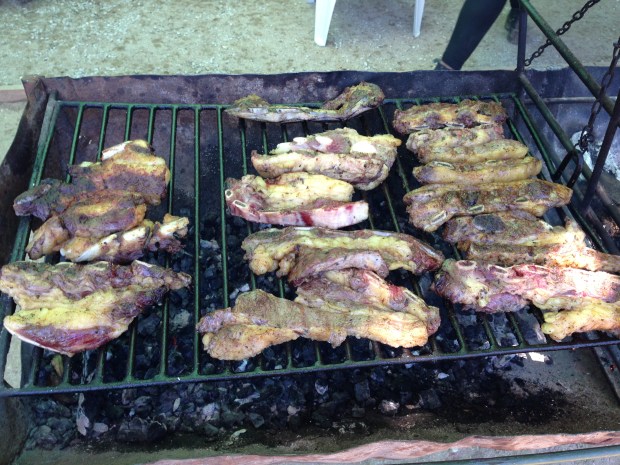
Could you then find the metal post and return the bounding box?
[581,86,620,210]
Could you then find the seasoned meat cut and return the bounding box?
[406,124,504,153]
[403,179,572,232]
[241,226,444,277]
[462,241,620,273]
[413,156,542,185]
[393,99,507,133]
[26,190,147,259]
[225,82,385,123]
[415,139,528,165]
[0,261,191,355]
[251,128,400,190]
[442,211,568,246]
[14,140,170,220]
[225,173,368,228]
[197,270,440,360]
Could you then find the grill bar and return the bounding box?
[0,92,619,397]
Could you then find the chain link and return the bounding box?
[577,37,620,152]
[524,0,601,67]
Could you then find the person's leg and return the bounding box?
[439,0,509,70]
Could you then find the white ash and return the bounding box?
[229,283,250,300]
[571,131,619,180]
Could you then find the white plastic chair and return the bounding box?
[314,0,425,46]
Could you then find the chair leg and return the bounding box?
[413,0,425,37]
[314,0,337,46]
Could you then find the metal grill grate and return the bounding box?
[0,92,619,397]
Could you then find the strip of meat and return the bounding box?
[197,271,440,360]
[462,241,620,273]
[14,140,170,220]
[241,226,444,276]
[0,261,191,355]
[432,259,620,313]
[413,156,542,185]
[406,124,504,153]
[26,191,147,260]
[225,82,385,123]
[393,99,507,134]
[442,211,570,246]
[60,214,190,263]
[251,128,400,190]
[403,179,573,232]
[416,139,529,164]
[540,299,620,341]
[225,173,368,228]
[287,247,389,285]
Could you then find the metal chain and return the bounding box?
[577,36,620,152]
[524,0,601,67]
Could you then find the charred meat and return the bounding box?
[393,99,507,134]
[197,270,440,360]
[413,156,542,185]
[225,173,368,228]
[415,139,529,164]
[442,211,570,246]
[406,124,504,153]
[26,190,147,260]
[225,82,385,123]
[462,241,620,273]
[0,261,191,355]
[241,226,444,277]
[251,128,400,190]
[403,179,572,232]
[14,140,170,220]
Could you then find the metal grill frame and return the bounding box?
[0,88,619,398]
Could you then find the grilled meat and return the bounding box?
[225,82,384,123]
[416,139,529,164]
[26,191,147,260]
[241,226,444,276]
[541,299,620,341]
[442,211,570,246]
[413,156,542,185]
[251,128,400,190]
[225,173,368,228]
[197,270,440,360]
[463,241,620,273]
[444,214,620,272]
[403,179,572,232]
[296,269,441,340]
[0,261,191,355]
[287,246,389,285]
[60,214,189,263]
[406,124,504,153]
[393,99,507,134]
[432,259,620,313]
[14,140,170,220]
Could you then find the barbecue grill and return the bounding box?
[1,1,619,463]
